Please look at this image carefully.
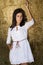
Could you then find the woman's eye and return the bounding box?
[17,16,19,17]
[17,15,22,18]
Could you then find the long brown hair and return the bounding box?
[10,8,27,30]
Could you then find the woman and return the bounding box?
[6,6,34,65]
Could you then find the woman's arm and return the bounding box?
[6,28,13,50]
[24,19,34,30]
[25,1,33,20]
[24,3,34,30]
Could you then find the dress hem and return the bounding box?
[10,60,34,64]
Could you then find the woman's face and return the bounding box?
[16,13,23,25]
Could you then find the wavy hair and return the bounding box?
[10,8,27,30]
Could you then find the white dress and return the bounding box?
[6,19,34,64]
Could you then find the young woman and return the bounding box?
[6,7,34,65]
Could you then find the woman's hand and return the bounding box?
[25,0,29,9]
[10,44,13,50]
[7,44,13,50]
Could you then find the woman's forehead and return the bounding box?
[16,13,23,16]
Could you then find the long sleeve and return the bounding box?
[24,18,34,30]
[6,27,11,44]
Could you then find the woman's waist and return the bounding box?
[12,37,27,42]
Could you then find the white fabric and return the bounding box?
[25,19,34,30]
[6,19,34,64]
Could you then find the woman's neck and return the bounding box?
[16,23,20,26]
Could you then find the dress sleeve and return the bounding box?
[6,27,11,44]
[24,18,34,30]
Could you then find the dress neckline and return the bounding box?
[14,25,20,30]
